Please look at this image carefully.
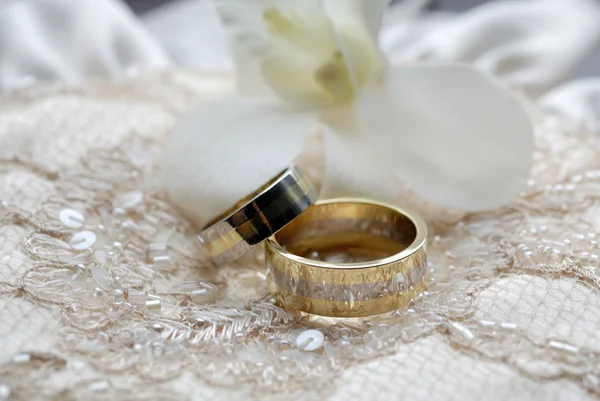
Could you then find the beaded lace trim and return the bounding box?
[0,71,599,400]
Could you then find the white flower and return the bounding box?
[164,0,534,227]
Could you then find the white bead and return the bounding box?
[70,231,96,250]
[91,266,112,290]
[151,255,171,271]
[449,322,474,341]
[146,296,161,310]
[116,191,143,210]
[94,250,107,263]
[128,290,147,307]
[339,327,351,337]
[147,242,168,255]
[59,208,85,228]
[113,289,124,301]
[89,380,110,393]
[0,384,10,399]
[548,340,579,353]
[500,322,518,330]
[191,288,215,304]
[296,329,324,351]
[12,353,31,363]
[181,281,200,293]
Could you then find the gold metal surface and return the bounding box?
[269,281,427,318]
[197,165,318,267]
[203,175,315,258]
[266,198,428,317]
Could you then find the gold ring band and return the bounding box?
[265,198,427,317]
[198,165,318,267]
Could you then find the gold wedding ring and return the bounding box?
[266,198,427,317]
[198,165,318,267]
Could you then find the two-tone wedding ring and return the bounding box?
[266,198,428,317]
[197,165,318,267]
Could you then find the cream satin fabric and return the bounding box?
[0,0,171,92]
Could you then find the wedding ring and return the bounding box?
[265,198,427,317]
[197,165,318,267]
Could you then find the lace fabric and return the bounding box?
[0,70,599,400]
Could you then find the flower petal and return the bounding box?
[217,0,342,106]
[164,97,316,227]
[324,0,390,38]
[540,78,600,131]
[323,0,388,92]
[319,117,402,202]
[357,64,534,211]
[217,0,327,53]
[397,0,600,96]
[230,42,275,99]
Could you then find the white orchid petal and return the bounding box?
[260,46,343,107]
[320,123,401,202]
[541,78,600,131]
[214,0,278,97]
[217,0,334,60]
[164,97,315,227]
[216,0,274,53]
[324,0,390,38]
[357,64,533,211]
[324,0,388,91]
[398,0,600,96]
[218,0,347,105]
[231,41,274,98]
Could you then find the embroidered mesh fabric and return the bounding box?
[0,70,599,401]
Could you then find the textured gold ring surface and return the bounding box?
[197,165,318,267]
[266,198,427,317]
